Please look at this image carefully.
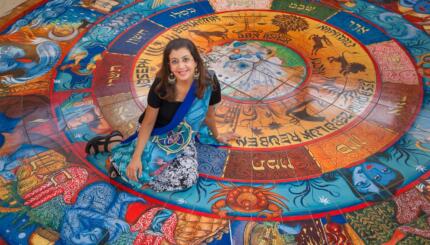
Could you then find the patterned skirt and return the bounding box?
[148,141,198,192]
[110,137,199,192]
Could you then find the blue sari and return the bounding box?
[110,81,217,190]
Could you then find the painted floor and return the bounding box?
[1,0,430,244]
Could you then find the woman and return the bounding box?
[88,38,236,191]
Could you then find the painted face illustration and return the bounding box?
[351,162,396,195]
[71,227,104,245]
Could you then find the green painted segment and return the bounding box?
[271,0,338,20]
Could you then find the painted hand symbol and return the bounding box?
[23,167,88,207]
[131,207,177,245]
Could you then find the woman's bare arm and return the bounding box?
[204,105,219,138]
[204,105,239,144]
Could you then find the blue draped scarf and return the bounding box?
[111,81,217,188]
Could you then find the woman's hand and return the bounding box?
[126,156,142,182]
[216,132,240,144]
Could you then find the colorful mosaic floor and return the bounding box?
[1,0,430,244]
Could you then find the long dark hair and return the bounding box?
[155,38,208,100]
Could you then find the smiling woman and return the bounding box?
[168,48,197,83]
[3,0,430,244]
[87,38,238,192]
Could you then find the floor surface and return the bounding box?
[0,0,430,244]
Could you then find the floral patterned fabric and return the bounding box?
[148,140,198,192]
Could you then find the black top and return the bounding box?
[139,75,221,128]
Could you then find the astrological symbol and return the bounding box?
[305,6,316,12]
[251,158,294,171]
[170,8,196,18]
[144,41,165,56]
[240,105,257,127]
[107,65,122,87]
[289,3,298,8]
[336,135,366,154]
[349,20,370,34]
[216,103,241,129]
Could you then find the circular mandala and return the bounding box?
[86,9,422,182]
[2,2,430,240]
[52,2,425,219]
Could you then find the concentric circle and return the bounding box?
[47,1,425,220]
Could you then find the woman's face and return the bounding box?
[351,162,397,195]
[168,47,197,83]
[71,227,104,244]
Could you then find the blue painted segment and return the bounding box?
[109,20,165,55]
[149,1,214,28]
[326,11,391,45]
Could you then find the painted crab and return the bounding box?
[209,183,289,218]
